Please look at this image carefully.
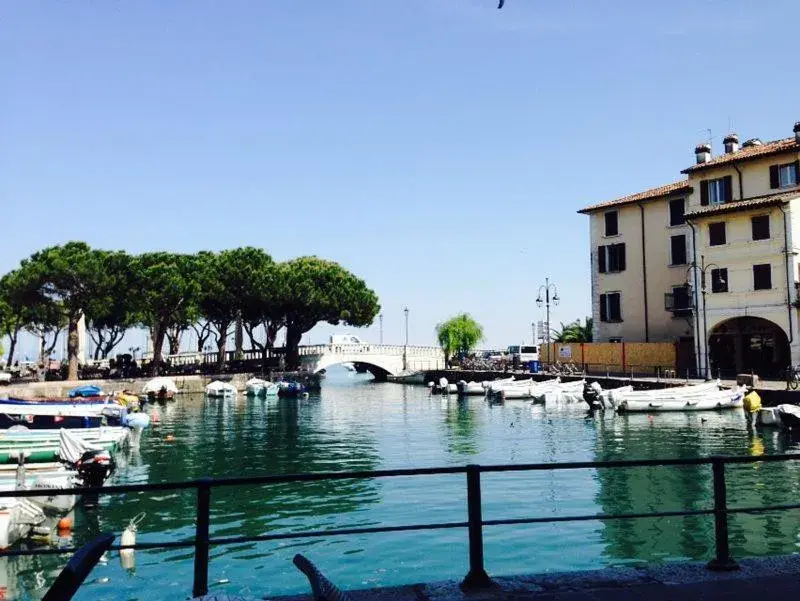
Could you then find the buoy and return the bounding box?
[165,434,175,442]
[57,517,72,532]
[120,512,145,571]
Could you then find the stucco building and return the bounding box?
[579,121,800,378]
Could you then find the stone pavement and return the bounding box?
[267,555,800,600]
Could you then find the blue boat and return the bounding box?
[68,385,103,398]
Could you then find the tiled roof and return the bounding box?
[681,137,800,174]
[684,191,799,219]
[577,181,692,214]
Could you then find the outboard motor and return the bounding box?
[76,449,116,488]
[583,381,601,410]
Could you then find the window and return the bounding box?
[672,285,691,310]
[751,215,770,241]
[604,211,619,236]
[597,243,626,273]
[599,293,622,322]
[770,162,799,189]
[753,264,772,290]
[670,234,687,265]
[700,176,732,205]
[708,222,726,246]
[711,268,728,293]
[669,198,685,226]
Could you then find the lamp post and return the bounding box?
[536,278,559,364]
[403,307,409,370]
[379,313,384,345]
[531,321,536,345]
[686,256,723,380]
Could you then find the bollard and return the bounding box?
[707,459,739,571]
[461,465,492,589]
[193,477,213,597]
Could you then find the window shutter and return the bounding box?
[598,246,606,273]
[723,175,733,201]
[617,243,626,271]
[770,165,780,189]
[599,294,608,322]
[610,294,621,321]
[700,180,709,205]
[794,161,800,182]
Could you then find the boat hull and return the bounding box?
[617,388,745,413]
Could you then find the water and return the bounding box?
[10,370,800,600]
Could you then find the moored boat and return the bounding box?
[616,385,745,413]
[457,381,486,396]
[142,377,178,401]
[0,398,126,429]
[245,378,279,397]
[205,381,237,398]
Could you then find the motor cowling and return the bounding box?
[76,449,115,488]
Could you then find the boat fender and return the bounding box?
[743,390,762,414]
[120,512,145,570]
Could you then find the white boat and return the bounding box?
[245,378,278,396]
[0,373,11,385]
[205,381,237,398]
[612,380,721,405]
[387,371,426,384]
[616,386,745,413]
[141,377,179,399]
[0,498,46,548]
[499,385,537,400]
[457,381,486,396]
[488,378,539,394]
[541,380,588,404]
[585,384,634,409]
[482,376,515,389]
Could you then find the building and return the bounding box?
[578,121,800,378]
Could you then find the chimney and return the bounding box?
[742,138,763,148]
[723,133,739,154]
[794,122,800,144]
[695,143,712,164]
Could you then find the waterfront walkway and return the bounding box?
[268,555,800,600]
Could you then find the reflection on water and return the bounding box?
[9,370,800,600]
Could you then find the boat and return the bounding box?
[278,381,306,397]
[616,386,745,413]
[142,377,179,401]
[67,385,103,398]
[341,362,357,372]
[611,380,721,405]
[0,429,129,465]
[583,382,634,409]
[537,380,588,404]
[499,385,538,400]
[457,381,486,396]
[245,378,279,397]
[387,371,426,384]
[0,399,126,429]
[205,381,237,398]
[777,404,800,429]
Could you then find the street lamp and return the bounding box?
[686,256,724,380]
[403,307,409,371]
[536,278,559,364]
[403,307,409,346]
[379,313,384,345]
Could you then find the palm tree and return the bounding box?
[554,317,593,343]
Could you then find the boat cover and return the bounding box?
[59,429,102,465]
[142,377,179,394]
[68,385,103,398]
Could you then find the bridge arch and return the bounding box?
[312,355,396,379]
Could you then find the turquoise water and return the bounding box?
[10,370,800,600]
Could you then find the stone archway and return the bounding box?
[708,316,790,378]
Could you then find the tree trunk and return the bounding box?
[67,316,80,381]
[267,321,280,349]
[6,332,18,369]
[167,328,182,355]
[151,324,167,376]
[234,312,243,360]
[215,321,230,373]
[285,324,303,370]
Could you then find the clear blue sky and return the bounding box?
[3,0,800,357]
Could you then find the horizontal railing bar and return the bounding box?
[728,503,800,514]
[3,453,800,499]
[483,508,715,527]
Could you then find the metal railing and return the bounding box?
[3,455,800,596]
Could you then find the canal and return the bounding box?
[11,369,800,600]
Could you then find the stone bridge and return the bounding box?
[298,344,444,378]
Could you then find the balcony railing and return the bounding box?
[665,291,693,317]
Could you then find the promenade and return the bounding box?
[269,555,800,600]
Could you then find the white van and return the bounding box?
[330,334,366,345]
[507,345,539,362]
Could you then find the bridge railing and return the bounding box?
[299,343,443,357]
[2,454,798,596]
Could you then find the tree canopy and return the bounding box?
[0,244,380,374]
[553,318,593,343]
[436,313,484,364]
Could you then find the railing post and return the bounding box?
[193,477,213,597]
[461,464,492,589]
[707,458,739,571]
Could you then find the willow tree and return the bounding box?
[436,313,484,365]
[280,257,380,369]
[135,252,200,375]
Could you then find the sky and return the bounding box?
[3,0,800,358]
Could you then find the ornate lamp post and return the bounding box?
[686,256,724,380]
[536,278,559,364]
[379,313,384,345]
[403,307,409,370]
